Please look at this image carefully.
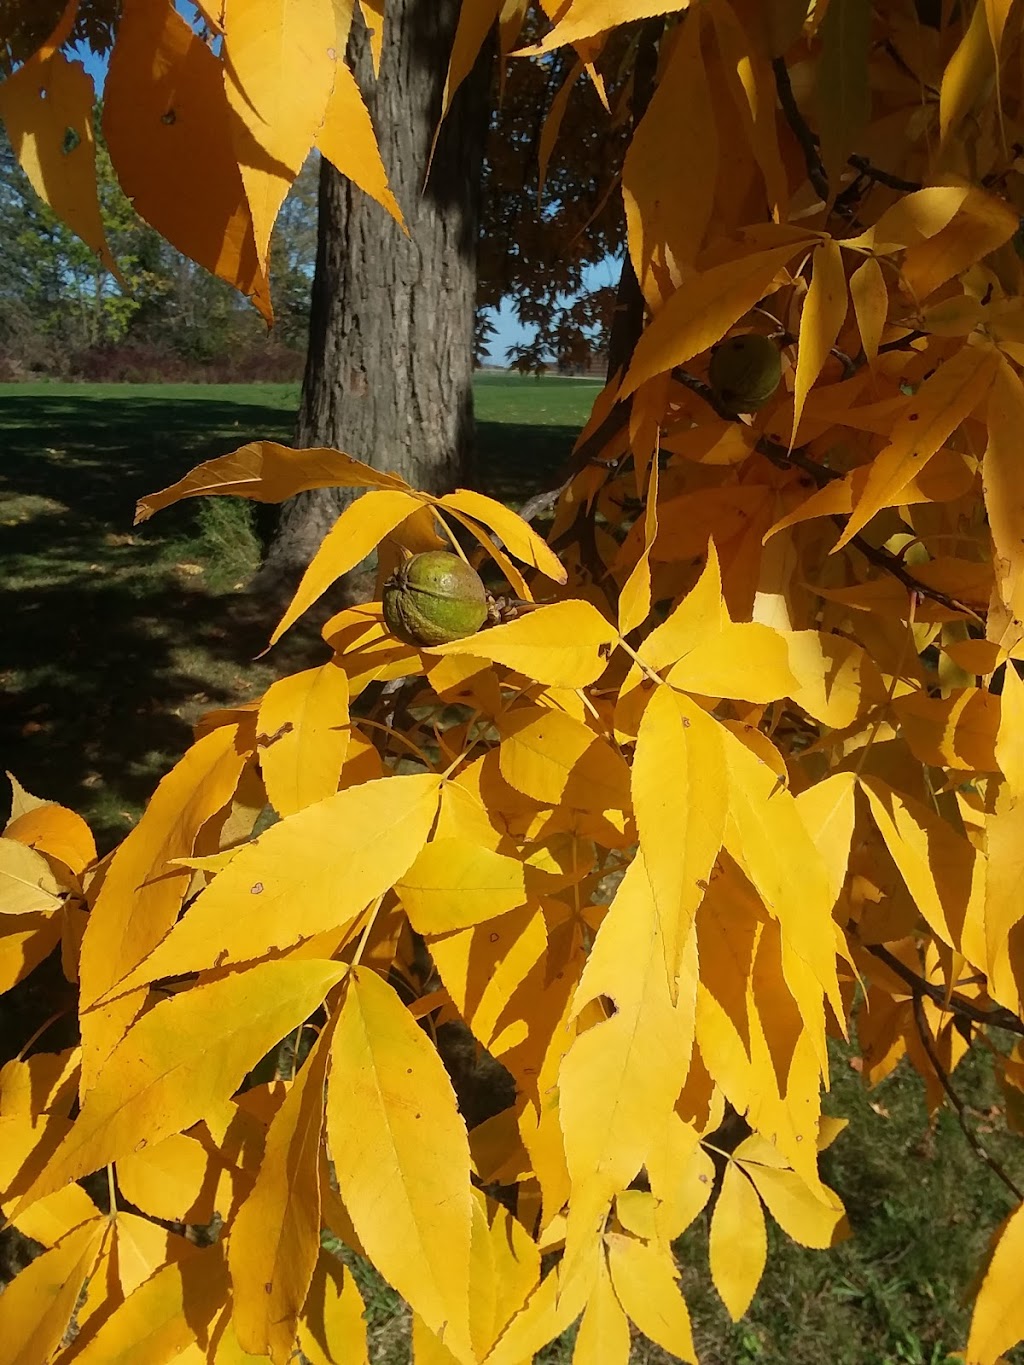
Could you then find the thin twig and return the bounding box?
[911,991,1024,1201]
[846,155,923,194]
[772,56,829,201]
[861,939,1024,1039]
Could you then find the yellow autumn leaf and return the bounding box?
[861,776,983,955]
[0,49,118,279]
[70,1245,230,1364]
[529,0,692,52]
[111,772,441,989]
[623,241,808,395]
[901,189,1019,301]
[271,488,426,644]
[78,721,250,1011]
[0,837,61,915]
[667,620,797,701]
[835,342,999,551]
[644,1114,716,1241]
[572,1251,630,1365]
[633,687,725,987]
[618,456,659,636]
[104,0,269,319]
[792,239,847,440]
[111,1212,192,1299]
[605,1232,697,1362]
[116,1132,210,1223]
[794,772,858,910]
[437,489,568,583]
[14,959,346,1215]
[0,1217,106,1365]
[497,704,631,811]
[429,600,617,688]
[967,1200,1024,1365]
[709,1160,767,1320]
[298,1252,369,1365]
[223,0,336,270]
[326,967,474,1360]
[230,1018,334,1361]
[939,0,992,148]
[849,255,888,366]
[783,629,880,729]
[4,798,96,878]
[395,837,527,934]
[9,1182,98,1250]
[623,11,715,290]
[257,661,351,817]
[843,185,970,253]
[984,359,1024,656]
[737,1155,849,1249]
[559,855,693,1269]
[317,58,404,225]
[893,688,999,772]
[136,441,409,523]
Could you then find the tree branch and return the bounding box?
[911,991,1024,1202]
[772,56,829,202]
[860,939,1024,1040]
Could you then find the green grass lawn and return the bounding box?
[0,376,594,841]
[2,375,1022,1365]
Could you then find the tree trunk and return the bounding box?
[257,0,491,595]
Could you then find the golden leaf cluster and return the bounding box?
[5,1,1024,1362]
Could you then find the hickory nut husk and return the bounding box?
[708,334,782,413]
[383,550,489,647]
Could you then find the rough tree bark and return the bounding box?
[257,0,491,593]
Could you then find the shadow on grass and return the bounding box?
[0,387,582,847]
[0,390,300,847]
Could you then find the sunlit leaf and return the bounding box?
[709,1160,766,1320]
[257,661,351,818]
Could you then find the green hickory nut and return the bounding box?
[382,550,489,647]
[708,333,783,413]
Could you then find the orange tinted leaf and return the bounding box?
[792,240,847,439]
[136,441,408,523]
[836,343,998,551]
[223,0,336,269]
[984,359,1024,656]
[326,967,474,1359]
[623,242,808,394]
[623,11,715,288]
[849,255,888,367]
[15,960,345,1213]
[4,799,95,878]
[257,661,351,817]
[104,0,269,318]
[230,1019,334,1361]
[709,1161,766,1320]
[430,600,617,688]
[0,50,118,278]
[316,58,403,224]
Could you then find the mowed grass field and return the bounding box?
[2,375,1023,1365]
[0,374,596,840]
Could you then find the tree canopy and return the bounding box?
[4,2,1024,1363]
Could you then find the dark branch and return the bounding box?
[772,56,829,202]
[846,155,923,194]
[861,939,1024,1039]
[911,992,1024,1202]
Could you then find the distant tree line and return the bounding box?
[0,113,317,383]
